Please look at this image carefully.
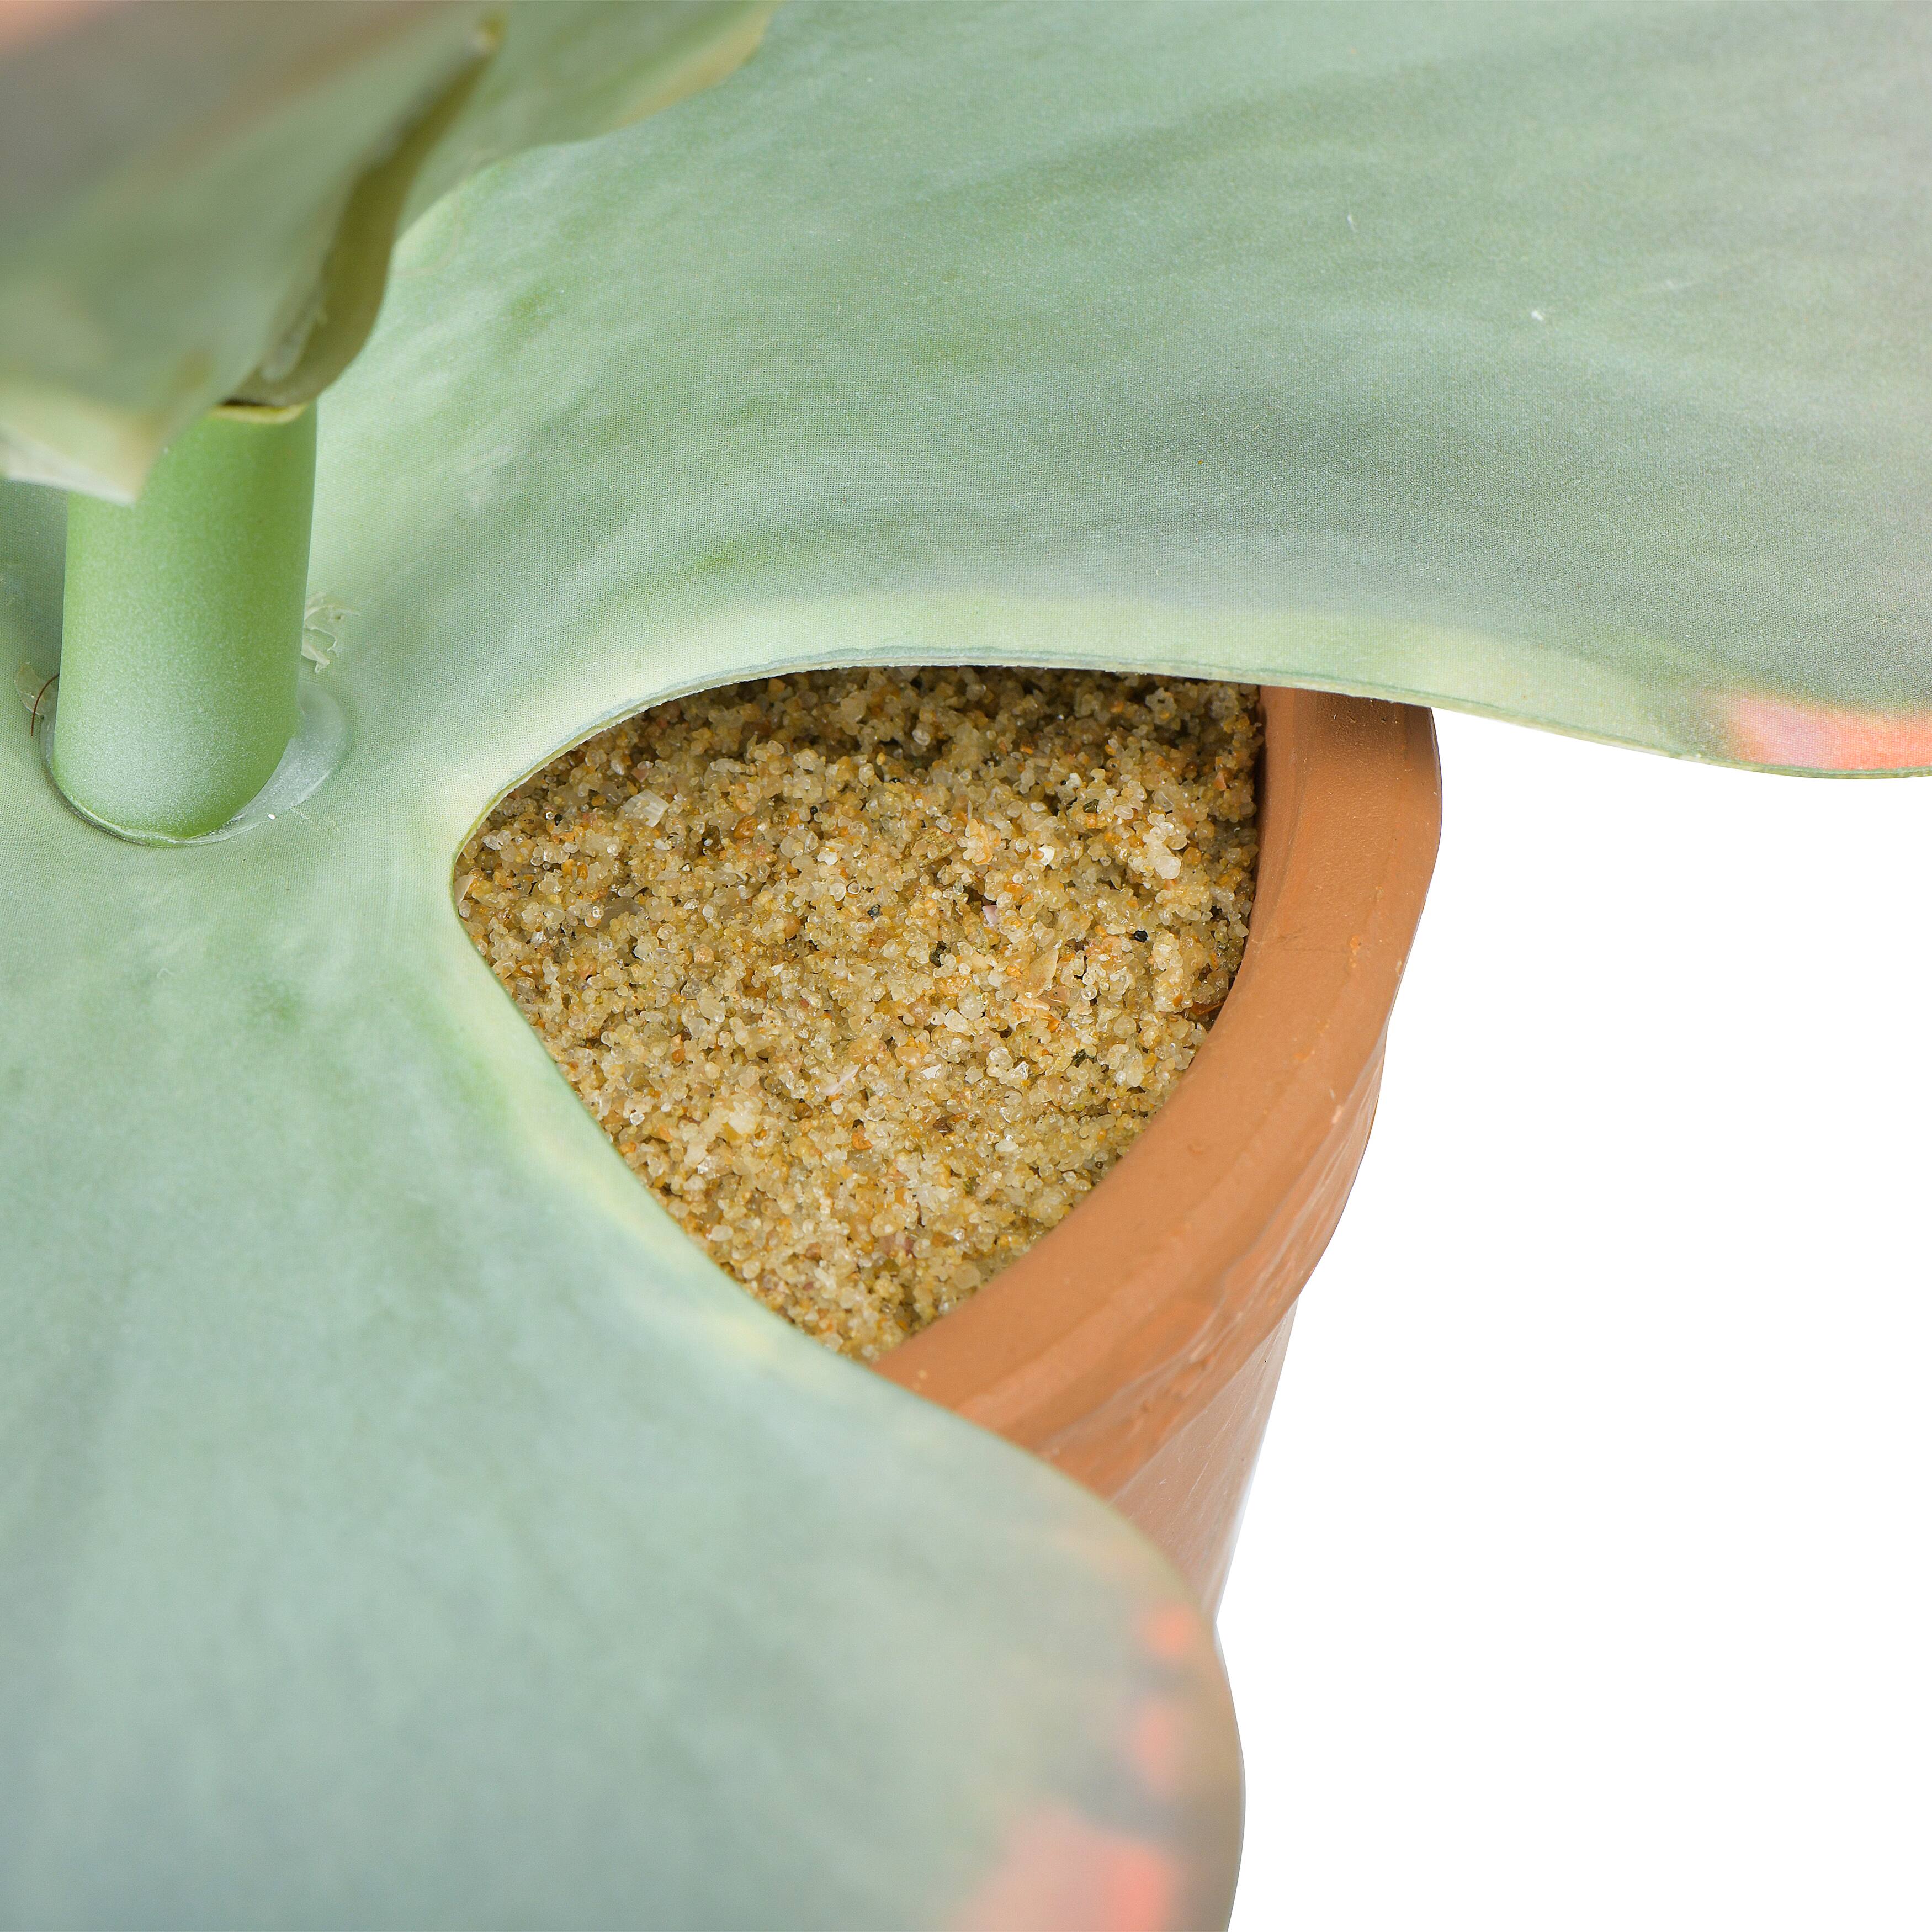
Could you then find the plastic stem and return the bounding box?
[51,401,316,841]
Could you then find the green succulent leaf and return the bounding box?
[0,0,776,499]
[314,0,1929,774]
[0,533,1243,1926]
[3,0,1930,1922]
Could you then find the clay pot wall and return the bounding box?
[879,688,1441,1606]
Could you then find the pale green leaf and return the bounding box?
[0,0,774,498]
[319,0,1930,771]
[0,500,1242,1922]
[5,0,1929,1921]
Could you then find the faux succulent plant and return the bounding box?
[2,0,1924,1924]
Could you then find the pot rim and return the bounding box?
[877,684,1441,1578]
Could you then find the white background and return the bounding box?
[1219,708,1932,1930]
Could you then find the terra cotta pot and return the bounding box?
[879,686,1442,1607]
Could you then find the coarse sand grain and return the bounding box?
[457,666,1260,1358]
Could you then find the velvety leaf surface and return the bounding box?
[4,0,1929,1920]
[0,0,773,498]
[0,517,1241,1925]
[319,0,1930,771]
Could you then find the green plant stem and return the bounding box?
[51,402,316,841]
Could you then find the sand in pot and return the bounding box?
[456,667,1261,1357]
